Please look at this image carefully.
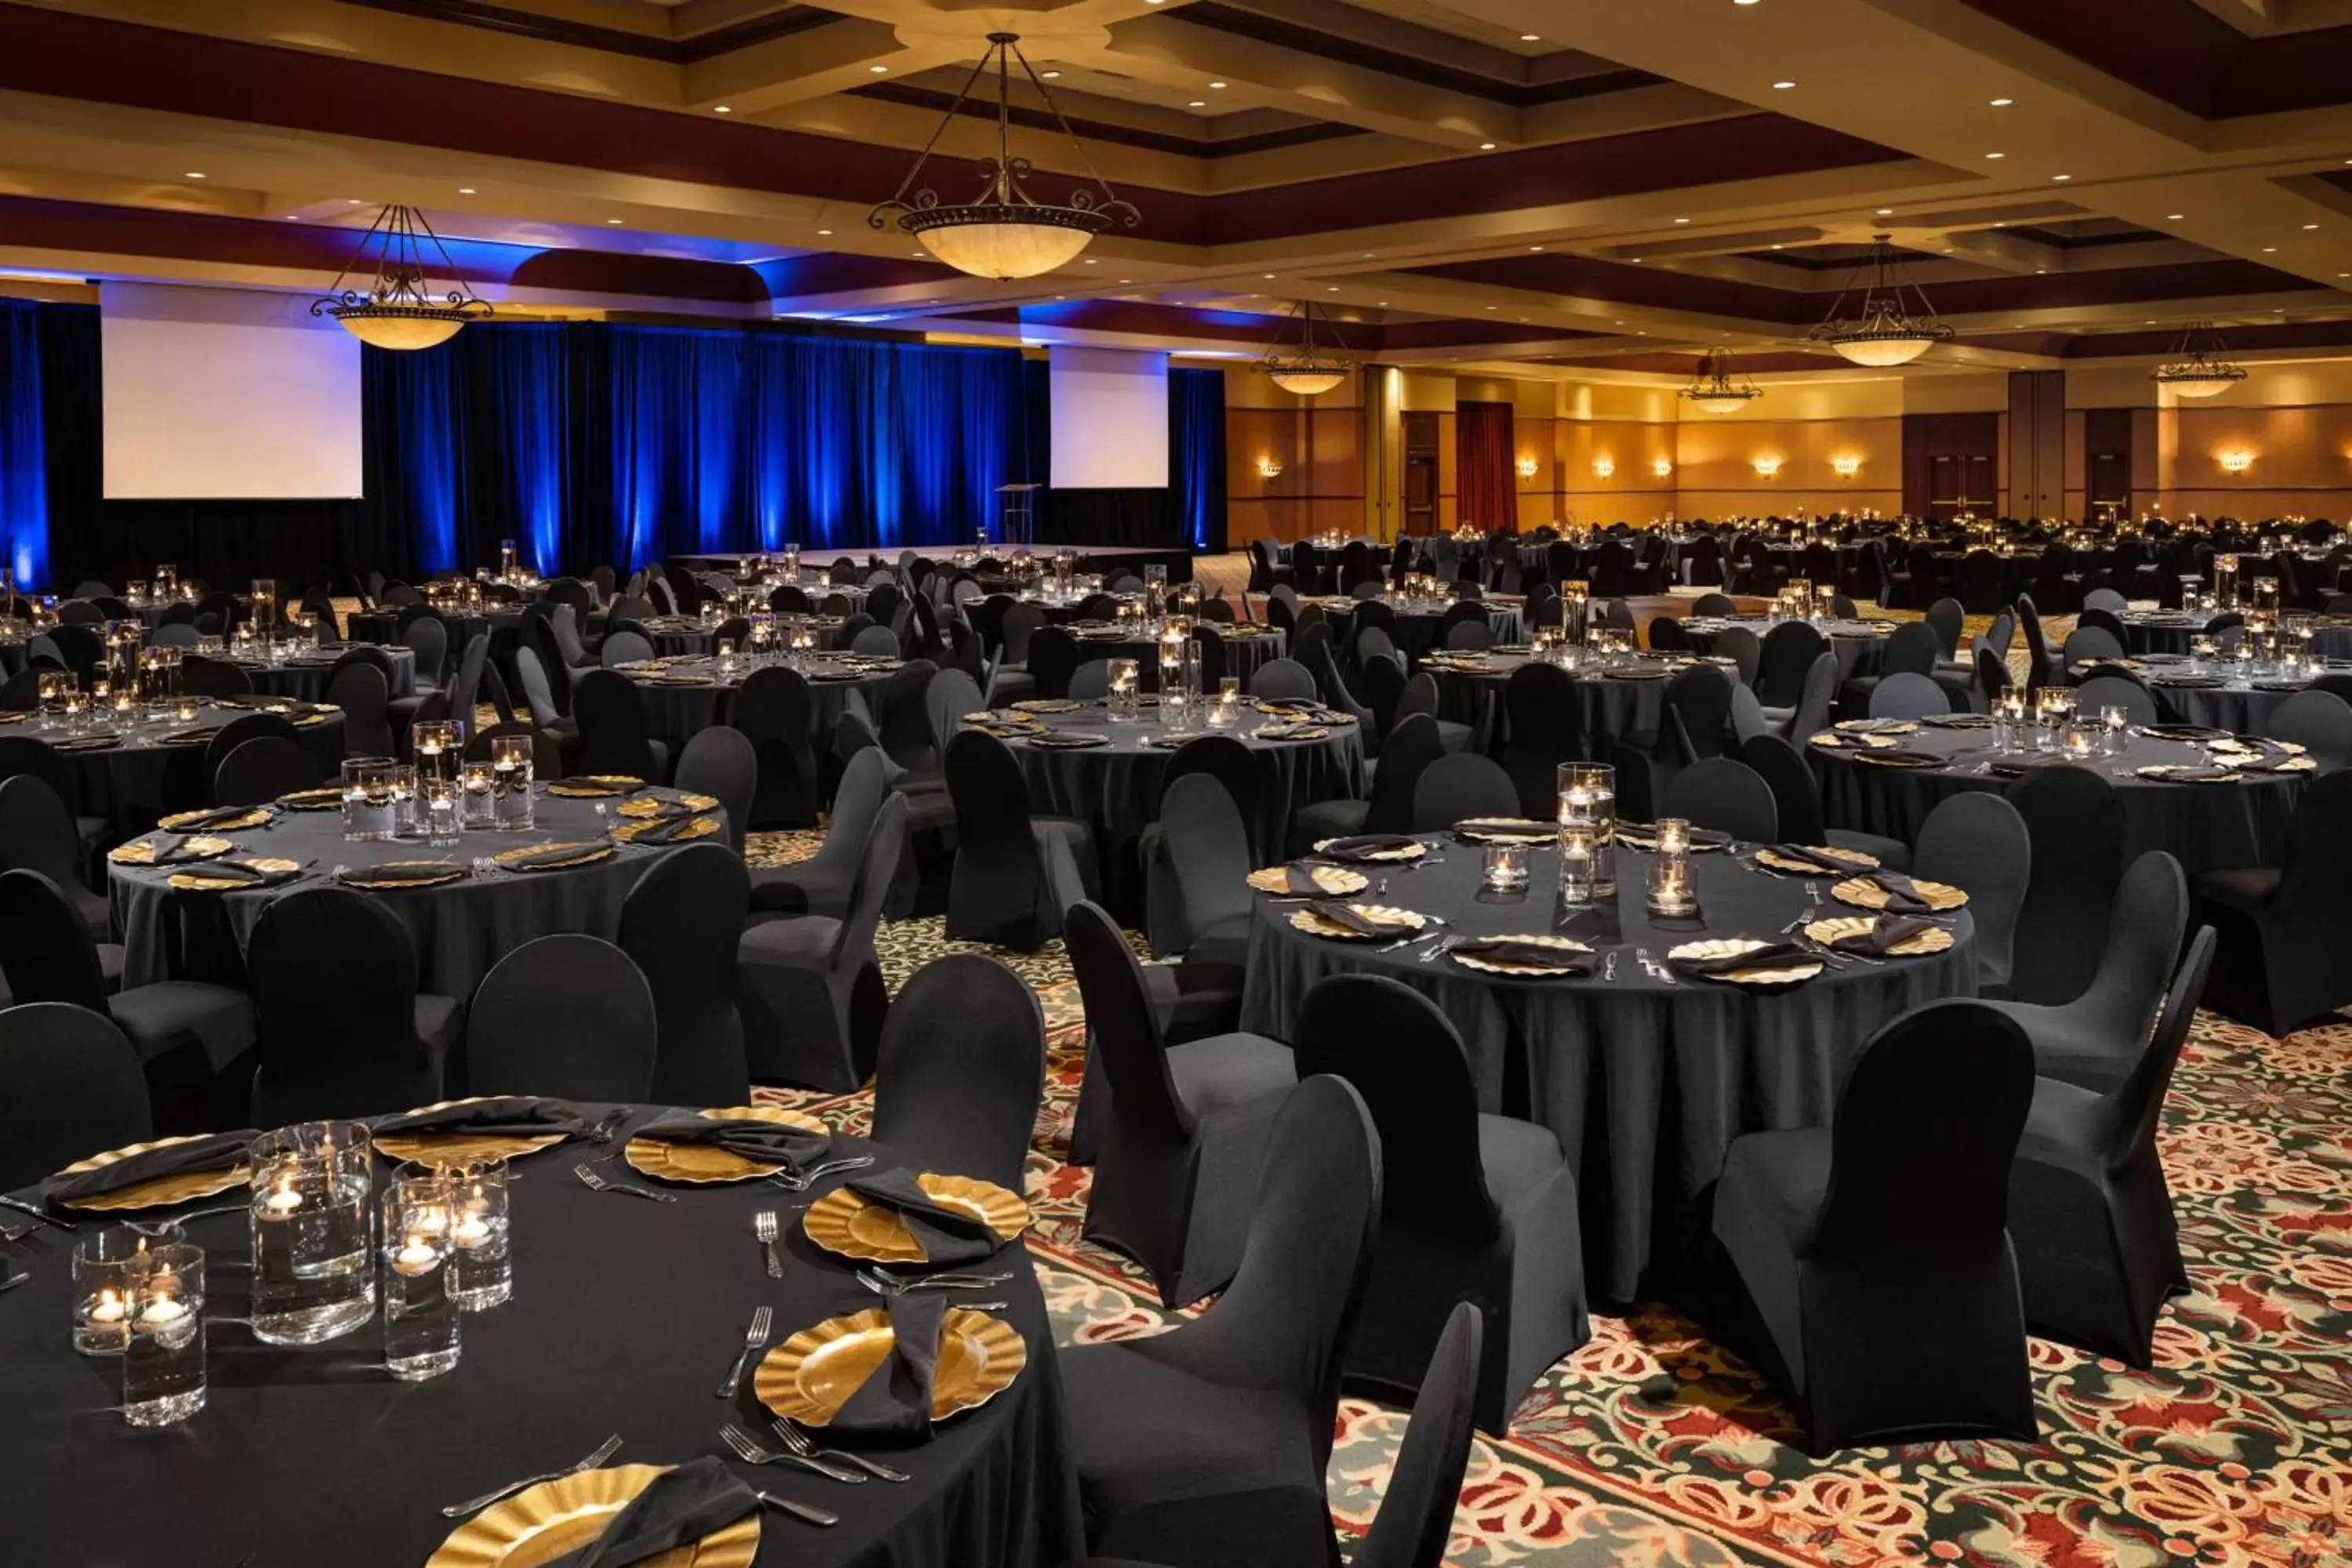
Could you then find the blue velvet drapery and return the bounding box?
[0,300,49,590]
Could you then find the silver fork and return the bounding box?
[1417,934,1459,964]
[715,1305,773,1398]
[754,1210,782,1278]
[442,1433,622,1517]
[857,1268,1016,1297]
[1639,946,1676,985]
[772,1417,911,1483]
[717,1421,865,1484]
[573,1163,675,1203]
[768,1156,876,1192]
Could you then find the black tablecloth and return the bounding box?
[219,645,418,702]
[1809,726,2304,873]
[1236,837,1975,1298]
[1,702,346,826]
[0,1113,1083,1568]
[1061,627,1285,691]
[629,658,898,746]
[1427,653,1720,753]
[1683,617,1896,683]
[1305,599,1526,662]
[107,789,713,995]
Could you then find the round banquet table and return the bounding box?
[1236,833,1975,1298]
[2122,611,2352,662]
[1060,623,1286,689]
[1809,723,2307,873]
[2074,659,2329,733]
[1425,651,1741,754]
[0,1112,1082,1568]
[1682,615,1898,683]
[107,787,720,996]
[212,644,418,702]
[1308,598,1526,662]
[3,701,345,826]
[629,655,899,746]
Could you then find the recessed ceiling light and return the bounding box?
[1674,217,1690,224]
[1520,34,1541,42]
[1040,69,1061,78]
[183,171,205,180]
[2306,223,2321,230]
[1378,300,1388,306]
[1529,244,1544,251]
[1772,80,1795,90]
[1209,81,1226,89]
[608,218,623,224]
[1263,273,1276,279]
[1984,151,2005,159]
[2264,246,2278,252]
[1188,100,1206,107]
[1326,285,1339,292]
[817,228,832,235]
[1083,258,1097,263]
[869,64,888,73]
[1991,97,2014,107]
[1770,243,1784,249]
[713,105,731,114]
[1876,208,1894,216]
[1479,141,1497,150]
[347,198,364,205]
[458,187,476,194]
[2053,174,2071,181]
[2167,213,2184,220]
[1485,305,1497,310]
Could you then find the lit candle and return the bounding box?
[393,1236,440,1278]
[261,1178,302,1217]
[89,1288,127,1326]
[452,1213,492,1250]
[140,1269,186,1327]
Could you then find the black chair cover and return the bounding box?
[1914,791,2031,996]
[464,934,656,1102]
[0,1002,152,1192]
[618,843,750,1105]
[247,887,451,1124]
[1663,757,1777,842]
[214,736,325,808]
[1501,664,1583,819]
[1410,752,1518,831]
[871,953,1044,1193]
[2192,768,2352,1033]
[2007,764,2125,1005]
[673,727,757,854]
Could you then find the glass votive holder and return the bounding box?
[421,777,462,847]
[72,1225,158,1356]
[412,720,462,785]
[1481,841,1530,892]
[381,1173,462,1381]
[2061,720,2099,763]
[247,1121,376,1347]
[460,760,496,829]
[2100,705,2129,754]
[343,757,396,842]
[121,1243,206,1427]
[1557,821,1597,906]
[1106,659,1142,723]
[445,1158,512,1312]
[1646,844,1698,917]
[173,694,198,723]
[1557,761,1617,895]
[491,735,535,830]
[387,763,419,836]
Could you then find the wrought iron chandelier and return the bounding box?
[1808,234,1952,367]
[310,205,491,350]
[1258,299,1353,397]
[869,33,1140,281]
[1679,347,1764,414]
[2151,321,2248,398]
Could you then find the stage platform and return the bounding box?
[668,544,1194,582]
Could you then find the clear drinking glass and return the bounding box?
[1106,660,1142,724]
[381,1172,462,1380]
[35,669,72,729]
[1647,820,1699,917]
[387,763,419,837]
[72,1225,158,1356]
[412,720,463,786]
[2100,705,2129,755]
[343,757,396,842]
[122,1243,206,1426]
[248,1122,376,1346]
[1557,761,1617,895]
[444,1158,512,1312]
[1481,842,1530,891]
[491,735,535,829]
[460,761,496,829]
[422,777,462,847]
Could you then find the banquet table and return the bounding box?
[1305,597,1527,662]
[3,701,346,826]
[2122,610,2352,662]
[107,786,719,996]
[628,655,901,747]
[2073,658,2336,733]
[1682,615,1899,683]
[215,644,419,702]
[0,1112,1083,1568]
[1809,720,2307,873]
[1422,650,1727,754]
[1236,833,1975,1298]
[1059,622,1287,690]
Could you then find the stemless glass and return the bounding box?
[248,1121,376,1346]
[122,1243,205,1427]
[460,760,497,829]
[421,777,462,847]
[343,757,396,842]
[444,1158,513,1312]
[491,735,535,830]
[381,1172,462,1380]
[72,1226,153,1356]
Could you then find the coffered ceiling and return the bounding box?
[6,0,2352,384]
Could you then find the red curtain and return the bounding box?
[1457,401,1515,530]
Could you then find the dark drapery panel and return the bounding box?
[1171,365,1227,554]
[608,325,751,568]
[1457,400,1515,532]
[1,299,47,590]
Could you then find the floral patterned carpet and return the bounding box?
[746,832,2352,1568]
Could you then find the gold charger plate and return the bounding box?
[614,814,722,844]
[376,1097,575,1167]
[493,841,617,871]
[1666,938,1825,986]
[546,775,645,797]
[1245,863,1368,895]
[755,1307,1025,1428]
[277,786,343,811]
[1451,933,1592,977]
[158,806,271,833]
[624,1105,829,1184]
[166,855,301,892]
[1253,724,1330,742]
[1312,837,1427,863]
[1802,916,1955,958]
[1286,902,1428,941]
[1831,874,1969,912]
[801,1171,1032,1265]
[426,1464,758,1568]
[109,834,234,866]
[1756,844,1880,875]
[1807,731,1899,750]
[55,1134,251,1213]
[338,859,471,890]
[1834,719,1918,736]
[618,792,717,818]
[2136,764,2244,784]
[1451,817,1555,845]
[1011,698,1080,713]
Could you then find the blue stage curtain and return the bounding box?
[365,340,464,579]
[0,299,49,590]
[1171,366,1227,554]
[462,323,572,578]
[608,325,750,570]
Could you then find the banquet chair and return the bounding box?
[2008,927,2212,1367]
[1976,646,2011,711]
[213,737,325,808]
[1069,660,1112,702]
[943,730,1094,951]
[871,953,1044,1194]
[1838,620,1938,716]
[1756,621,1828,711]
[1867,671,1949,720]
[1711,624,1762,691]
[2006,765,2126,1005]
[2190,768,2352,1033]
[147,622,199,649]
[1646,615,1693,654]
[513,647,579,743]
[2016,596,2056,695]
[463,935,656,1102]
[2077,606,2129,648]
[1912,792,2031,996]
[2071,673,2158,728]
[1663,665,1733,764]
[1296,975,1586,1434]
[736,793,905,1091]
[1356,648,1407,742]
[1410,752,1518,831]
[1289,713,1443,857]
[1925,597,1965,665]
[462,720,564,781]
[2262,688,2352,771]
[1059,1072,1379,1565]
[0,775,114,942]
[731,666,819,828]
[0,1002,153,1192]
[202,713,302,804]
[394,610,449,699]
[1663,757,1777,842]
[326,661,396,760]
[1026,626,1083,700]
[1989,851,2187,1091]
[673,726,757,854]
[1710,1000,2038,1454]
[180,657,253,699]
[1305,640,1377,731]
[1127,775,1252,1049]
[0,869,250,1131]
[2082,586,2129,617]
[1247,657,1316,701]
[571,670,670,782]
[1692,591,1739,617]
[599,629,653,667]
[1065,1299,1483,1568]
[850,624,902,658]
[619,843,751,1105]
[1502,663,1585,818]
[1395,672,1473,754]
[1142,736,1263,954]
[1737,735,1910,870]
[246,886,459,1125]
[2060,626,2127,668]
[750,746,887,921]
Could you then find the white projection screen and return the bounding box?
[1048,346,1168,488]
[100,281,364,499]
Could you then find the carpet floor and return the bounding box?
[745,829,2352,1567]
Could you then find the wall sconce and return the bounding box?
[1592,456,1616,480]
[1753,456,1784,479]
[1516,454,1540,479]
[1257,456,1283,480]
[1831,455,1862,479]
[2217,449,2254,475]
[1651,457,1674,479]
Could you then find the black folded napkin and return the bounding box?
[1023,733,1109,749]
[1451,938,1592,974]
[2151,764,2239,782]
[372,1097,587,1140]
[831,1292,945,1442]
[1852,749,1943,769]
[2141,723,2231,742]
[1766,844,1854,876]
[1255,697,1319,713]
[1305,899,1406,938]
[1838,718,1912,735]
[38,1128,259,1206]
[844,1168,1000,1265]
[1269,862,1339,894]
[1831,915,1935,956]
[627,814,717,846]
[631,1112,829,1170]
[1318,833,1420,862]
[337,861,465,886]
[1670,941,1813,978]
[1256,722,1327,740]
[147,833,222,866]
[546,1457,760,1568]
[152,726,216,745]
[2224,752,2303,773]
[502,842,614,870]
[52,733,121,751]
[163,804,269,833]
[170,858,300,890]
[1859,871,1934,913]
